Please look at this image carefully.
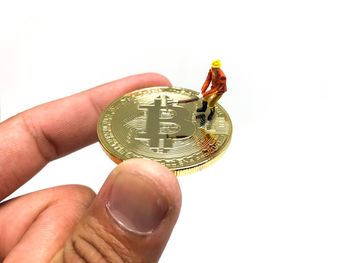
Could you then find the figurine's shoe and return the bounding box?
[207,108,215,120]
[196,101,208,112]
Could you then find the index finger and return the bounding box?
[0,73,171,200]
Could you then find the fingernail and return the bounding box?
[106,170,169,235]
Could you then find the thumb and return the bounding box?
[52,159,182,263]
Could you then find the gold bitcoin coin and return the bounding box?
[97,87,232,175]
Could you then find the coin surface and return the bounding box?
[97,87,232,175]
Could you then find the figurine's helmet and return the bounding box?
[211,59,221,68]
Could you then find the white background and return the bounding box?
[1,0,350,262]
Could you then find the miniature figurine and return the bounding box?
[197,59,227,120]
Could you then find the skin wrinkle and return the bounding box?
[23,95,98,160]
[77,220,114,262]
[83,217,129,263]
[0,171,20,202]
[0,118,43,199]
[29,88,103,160]
[70,239,89,263]
[76,234,110,263]
[86,92,104,119]
[6,82,105,170]
[65,221,126,263]
[81,222,117,261]
[20,113,59,163]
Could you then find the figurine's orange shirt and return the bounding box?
[201,68,227,98]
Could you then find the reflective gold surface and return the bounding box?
[97,87,232,175]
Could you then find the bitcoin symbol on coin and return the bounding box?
[136,95,195,153]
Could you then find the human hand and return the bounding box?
[0,73,182,263]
